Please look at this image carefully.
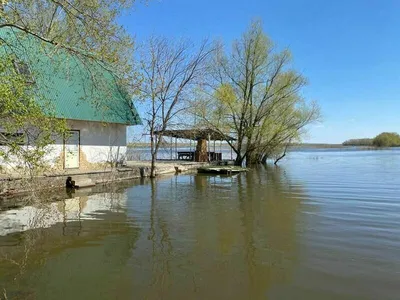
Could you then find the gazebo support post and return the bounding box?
[175,137,177,160]
[170,136,173,160]
[154,134,157,160]
[189,139,193,161]
[208,134,211,162]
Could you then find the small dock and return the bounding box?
[197,166,248,175]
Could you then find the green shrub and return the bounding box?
[372,132,400,147]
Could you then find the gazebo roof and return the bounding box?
[154,128,236,141]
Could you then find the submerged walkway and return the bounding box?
[125,160,209,175]
[0,161,210,197]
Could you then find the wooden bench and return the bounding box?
[178,151,195,161]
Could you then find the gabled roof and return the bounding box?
[0,27,141,125]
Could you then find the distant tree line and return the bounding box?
[343,132,400,147]
[342,138,373,146]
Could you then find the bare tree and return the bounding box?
[138,37,214,177]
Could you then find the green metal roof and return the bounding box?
[0,28,141,125]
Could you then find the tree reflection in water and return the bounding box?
[131,167,307,299]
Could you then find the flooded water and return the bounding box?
[1,149,400,299]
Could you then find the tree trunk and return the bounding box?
[150,152,156,178]
[274,144,289,165]
[245,155,252,167]
[274,152,286,165]
[235,154,244,166]
[245,152,252,166]
[150,131,156,178]
[261,155,268,164]
[245,151,261,166]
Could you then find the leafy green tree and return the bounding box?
[252,99,319,164]
[193,20,320,165]
[373,132,400,147]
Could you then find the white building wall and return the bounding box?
[1,120,128,172]
[67,119,127,165]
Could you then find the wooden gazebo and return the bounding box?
[154,128,236,162]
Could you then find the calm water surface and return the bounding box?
[0,149,400,299]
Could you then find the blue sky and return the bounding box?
[120,0,400,143]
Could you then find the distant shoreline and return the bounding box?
[127,143,378,149]
[289,143,376,149]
